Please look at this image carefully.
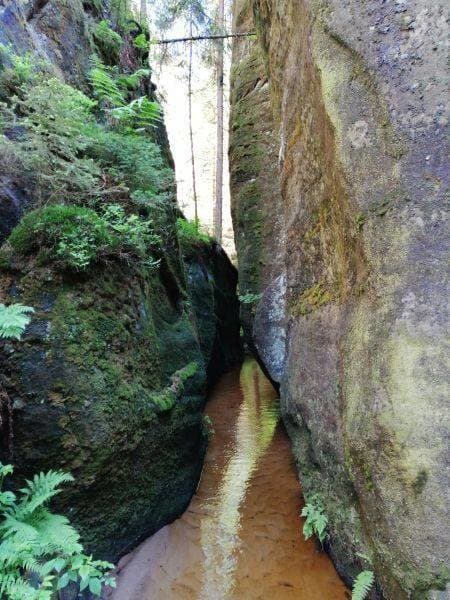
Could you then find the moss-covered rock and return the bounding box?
[0,0,241,563]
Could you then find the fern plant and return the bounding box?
[238,292,262,305]
[89,62,125,107]
[0,463,115,599]
[352,570,374,600]
[111,96,161,130]
[301,494,328,544]
[0,304,34,340]
[93,20,123,64]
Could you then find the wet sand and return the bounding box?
[107,359,348,600]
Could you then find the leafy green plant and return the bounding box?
[0,463,115,599]
[117,68,150,91]
[93,21,124,64]
[0,44,37,100]
[1,75,101,204]
[8,204,161,271]
[89,62,125,107]
[301,495,328,544]
[8,206,113,270]
[86,128,173,193]
[89,59,160,131]
[0,304,34,340]
[134,33,148,50]
[352,570,374,600]
[111,96,161,130]
[238,292,262,305]
[102,204,161,258]
[176,218,212,246]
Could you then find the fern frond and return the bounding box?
[89,62,125,107]
[33,511,82,555]
[0,304,34,340]
[0,514,38,542]
[352,570,374,600]
[0,572,40,600]
[17,471,74,517]
[111,96,161,130]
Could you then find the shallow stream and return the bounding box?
[108,359,348,599]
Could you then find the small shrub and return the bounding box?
[352,571,374,600]
[301,495,328,544]
[0,304,34,340]
[0,463,115,599]
[176,218,212,247]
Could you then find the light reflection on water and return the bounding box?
[200,359,279,599]
[108,359,348,600]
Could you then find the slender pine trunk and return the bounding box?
[188,18,198,221]
[214,0,224,243]
[140,0,148,26]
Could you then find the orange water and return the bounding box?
[108,359,348,599]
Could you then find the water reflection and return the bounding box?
[200,360,279,599]
[108,359,348,600]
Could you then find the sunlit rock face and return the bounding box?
[230,0,449,598]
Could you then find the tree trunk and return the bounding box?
[140,0,148,27]
[188,18,198,221]
[214,0,224,243]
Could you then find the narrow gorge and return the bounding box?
[0,1,447,599]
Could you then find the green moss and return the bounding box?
[151,362,199,413]
[8,204,161,271]
[290,282,334,316]
[9,205,111,255]
[176,218,212,252]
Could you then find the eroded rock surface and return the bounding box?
[230,1,449,597]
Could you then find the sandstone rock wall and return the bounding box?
[230,1,449,597]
